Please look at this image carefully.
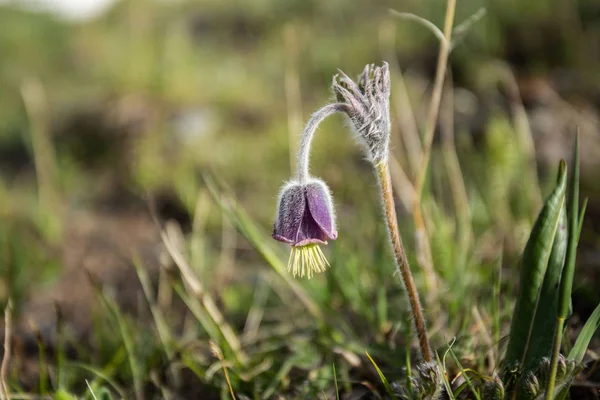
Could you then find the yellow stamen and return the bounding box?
[287,244,330,279]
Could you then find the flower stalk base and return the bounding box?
[377,162,433,362]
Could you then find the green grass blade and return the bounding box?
[108,302,143,400]
[438,350,456,400]
[332,363,340,400]
[503,161,567,370]
[56,305,66,390]
[448,348,480,400]
[547,133,583,399]
[133,255,179,385]
[558,133,580,320]
[94,291,144,400]
[568,302,600,363]
[173,284,222,346]
[365,351,395,398]
[577,198,588,240]
[66,361,126,398]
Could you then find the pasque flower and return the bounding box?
[273,179,337,247]
[272,65,392,279]
[273,178,337,278]
[272,62,432,364]
[269,63,433,368]
[272,103,345,279]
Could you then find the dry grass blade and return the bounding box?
[390,1,459,297]
[413,0,456,195]
[133,254,180,387]
[390,0,458,297]
[210,342,237,400]
[388,155,415,211]
[379,19,421,176]
[379,21,422,176]
[389,10,446,45]
[472,306,495,372]
[158,219,249,366]
[441,78,471,267]
[1,300,12,400]
[20,79,59,209]
[451,8,487,50]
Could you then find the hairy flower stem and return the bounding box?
[297,103,346,183]
[377,162,432,362]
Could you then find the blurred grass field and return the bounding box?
[1,0,600,398]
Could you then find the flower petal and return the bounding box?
[306,179,337,241]
[294,208,330,246]
[272,182,306,244]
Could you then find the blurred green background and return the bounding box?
[0,0,599,398]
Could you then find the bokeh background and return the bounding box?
[0,0,599,398]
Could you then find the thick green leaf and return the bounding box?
[568,301,600,363]
[522,205,568,372]
[503,162,567,370]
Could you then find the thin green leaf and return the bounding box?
[67,361,125,398]
[558,133,580,320]
[568,302,600,363]
[98,295,143,400]
[448,348,480,400]
[547,133,583,399]
[438,350,456,400]
[333,363,340,400]
[503,161,567,370]
[56,305,66,390]
[79,348,127,399]
[577,198,588,241]
[133,255,179,384]
[365,352,395,398]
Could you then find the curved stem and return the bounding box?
[377,162,432,362]
[296,103,346,183]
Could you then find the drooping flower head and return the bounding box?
[332,63,391,164]
[273,64,390,279]
[273,178,337,278]
[271,101,344,279]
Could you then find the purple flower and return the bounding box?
[273,178,337,278]
[273,178,337,246]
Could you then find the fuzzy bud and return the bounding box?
[332,63,391,164]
